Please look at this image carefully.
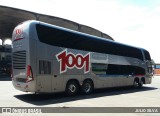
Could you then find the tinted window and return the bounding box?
[92,63,107,75]
[107,64,145,75]
[144,50,151,60]
[92,63,145,75]
[36,24,143,60]
[39,60,51,74]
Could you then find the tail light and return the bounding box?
[26,65,34,82]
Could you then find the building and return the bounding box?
[0,45,12,75]
[0,5,114,43]
[154,64,160,75]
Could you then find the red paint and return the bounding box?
[56,49,90,74]
[13,38,24,42]
[15,28,22,35]
[134,74,145,76]
[26,65,34,82]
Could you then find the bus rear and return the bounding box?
[12,21,37,92]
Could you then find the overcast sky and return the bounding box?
[1,0,160,63]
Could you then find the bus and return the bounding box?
[12,20,153,95]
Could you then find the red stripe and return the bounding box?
[134,74,145,76]
[13,38,24,42]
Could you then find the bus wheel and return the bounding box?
[138,80,144,87]
[82,80,93,94]
[65,81,79,96]
[133,79,139,87]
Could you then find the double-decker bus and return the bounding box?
[12,20,153,95]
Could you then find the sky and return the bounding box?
[0,0,160,63]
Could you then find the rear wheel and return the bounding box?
[133,79,139,87]
[65,81,79,96]
[82,80,94,94]
[138,80,144,87]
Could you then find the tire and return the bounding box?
[138,80,144,87]
[82,80,94,94]
[133,80,139,88]
[65,81,79,96]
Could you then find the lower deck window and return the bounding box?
[92,63,145,75]
[39,60,51,74]
[92,63,107,75]
[107,64,145,75]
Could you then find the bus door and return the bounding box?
[36,60,52,92]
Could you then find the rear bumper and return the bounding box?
[12,79,35,92]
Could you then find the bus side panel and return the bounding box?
[35,40,52,92]
[93,76,114,88]
[112,76,134,87]
[93,75,135,88]
[144,75,152,84]
[27,25,39,92]
[52,59,65,92]
[92,53,145,88]
[36,75,52,92]
[51,48,90,92]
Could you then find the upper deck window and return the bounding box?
[144,50,151,61]
[36,24,143,60]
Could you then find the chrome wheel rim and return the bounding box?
[69,84,76,93]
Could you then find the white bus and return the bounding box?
[12,20,153,95]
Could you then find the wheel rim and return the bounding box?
[141,81,143,85]
[134,81,139,87]
[84,83,91,93]
[139,81,143,87]
[68,84,76,93]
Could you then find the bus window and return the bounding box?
[106,64,145,75]
[39,60,51,74]
[36,24,143,61]
[144,50,151,61]
[92,63,107,75]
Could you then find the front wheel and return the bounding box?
[65,81,79,96]
[81,80,94,94]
